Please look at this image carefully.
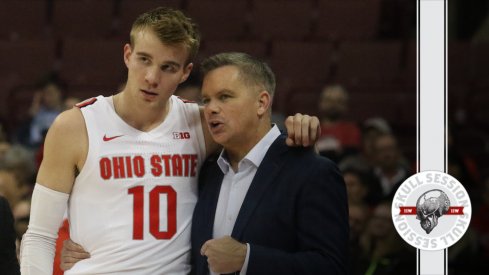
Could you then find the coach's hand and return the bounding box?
[285,113,320,147]
[60,239,90,271]
[201,236,247,274]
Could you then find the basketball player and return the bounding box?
[20,7,319,274]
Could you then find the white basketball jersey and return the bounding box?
[67,95,206,274]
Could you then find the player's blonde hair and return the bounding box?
[130,7,200,64]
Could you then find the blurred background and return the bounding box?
[0,0,488,274]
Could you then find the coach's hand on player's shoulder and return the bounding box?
[285,113,320,147]
[200,236,247,274]
[60,239,90,271]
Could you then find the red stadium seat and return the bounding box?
[452,126,489,163]
[469,43,489,87]
[447,41,471,85]
[347,92,411,124]
[401,40,416,88]
[59,38,126,90]
[282,88,320,116]
[467,88,489,127]
[341,83,416,127]
[0,0,48,40]
[0,76,22,119]
[249,1,313,41]
[199,40,267,62]
[0,39,57,83]
[270,41,335,90]
[52,0,115,38]
[448,84,470,114]
[186,0,248,40]
[336,41,403,86]
[117,0,182,38]
[314,0,381,41]
[5,85,39,130]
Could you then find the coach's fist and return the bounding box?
[200,236,247,274]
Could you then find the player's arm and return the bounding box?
[36,108,86,192]
[20,108,87,274]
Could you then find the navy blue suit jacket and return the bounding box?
[191,135,349,274]
[0,196,20,275]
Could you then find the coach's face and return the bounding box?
[201,65,267,153]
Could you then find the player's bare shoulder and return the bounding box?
[37,105,89,193]
[49,107,86,143]
[44,105,88,167]
[52,97,96,141]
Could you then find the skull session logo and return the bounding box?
[416,190,451,234]
[392,171,471,250]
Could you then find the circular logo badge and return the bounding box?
[391,171,472,250]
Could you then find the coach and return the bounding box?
[191,52,349,275]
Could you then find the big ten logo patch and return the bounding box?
[391,171,471,250]
[173,132,190,139]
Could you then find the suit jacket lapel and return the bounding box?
[203,166,224,240]
[197,164,224,275]
[231,136,288,239]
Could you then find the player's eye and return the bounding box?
[139,56,150,64]
[160,64,177,72]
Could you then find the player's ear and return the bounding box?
[180,63,194,83]
[123,44,132,67]
[257,90,271,116]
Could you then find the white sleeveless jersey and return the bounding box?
[67,95,206,274]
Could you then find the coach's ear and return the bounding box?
[257,90,271,116]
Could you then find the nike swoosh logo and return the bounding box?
[103,134,124,142]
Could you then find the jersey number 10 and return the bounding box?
[128,186,177,240]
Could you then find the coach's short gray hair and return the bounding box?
[200,52,276,97]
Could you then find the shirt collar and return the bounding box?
[217,125,281,174]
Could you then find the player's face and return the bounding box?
[123,29,193,104]
[201,65,264,151]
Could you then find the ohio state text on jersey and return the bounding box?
[67,95,206,274]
